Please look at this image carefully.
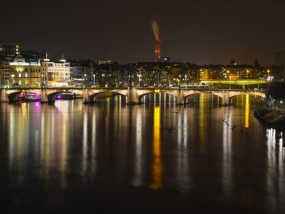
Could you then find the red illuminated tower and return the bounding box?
[154,38,161,62]
[151,20,161,62]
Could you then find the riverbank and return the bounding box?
[254,102,285,130]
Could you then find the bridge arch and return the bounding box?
[138,91,177,104]
[183,92,223,105]
[228,92,266,104]
[46,92,62,102]
[7,91,23,102]
[89,91,127,103]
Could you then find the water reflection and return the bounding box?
[176,108,191,190]
[266,128,285,213]
[244,94,250,128]
[82,109,88,176]
[91,107,97,175]
[132,109,143,186]
[150,106,162,189]
[1,95,285,213]
[222,106,233,197]
[199,93,205,153]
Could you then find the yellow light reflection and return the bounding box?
[91,108,97,175]
[199,93,205,153]
[244,94,250,128]
[60,115,68,189]
[82,110,88,175]
[132,110,143,186]
[150,106,162,189]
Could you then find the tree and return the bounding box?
[254,60,260,69]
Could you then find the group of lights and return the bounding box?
[267,76,274,82]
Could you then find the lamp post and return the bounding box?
[267,69,270,77]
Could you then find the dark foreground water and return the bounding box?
[0,94,284,213]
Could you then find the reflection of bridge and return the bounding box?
[0,87,266,105]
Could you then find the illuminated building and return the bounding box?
[5,55,41,87]
[224,64,259,80]
[40,55,70,87]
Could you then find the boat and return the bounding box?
[22,92,41,102]
[55,92,76,100]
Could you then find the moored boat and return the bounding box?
[55,92,76,100]
[22,92,41,102]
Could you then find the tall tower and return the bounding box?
[151,20,161,62]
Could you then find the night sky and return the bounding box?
[1,0,285,65]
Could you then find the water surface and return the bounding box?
[0,94,284,213]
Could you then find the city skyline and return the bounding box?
[1,0,285,65]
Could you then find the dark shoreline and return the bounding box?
[254,103,285,131]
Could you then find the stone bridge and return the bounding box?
[0,87,266,105]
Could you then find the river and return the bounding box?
[0,94,284,213]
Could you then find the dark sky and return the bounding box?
[1,0,285,65]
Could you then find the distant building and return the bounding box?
[0,43,20,58]
[21,50,45,62]
[98,60,112,65]
[0,60,10,87]
[69,61,91,87]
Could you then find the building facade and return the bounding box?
[0,55,41,88]
[40,57,70,87]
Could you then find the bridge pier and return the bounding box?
[221,91,231,106]
[176,90,184,105]
[40,89,49,103]
[127,82,139,104]
[40,89,55,103]
[83,89,91,104]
